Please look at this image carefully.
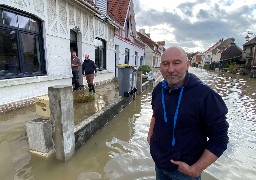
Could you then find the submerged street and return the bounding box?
[0,67,256,180]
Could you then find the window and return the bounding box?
[140,56,143,65]
[125,18,129,38]
[95,37,106,70]
[135,51,138,66]
[0,7,45,80]
[125,48,130,64]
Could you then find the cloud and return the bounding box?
[134,0,256,52]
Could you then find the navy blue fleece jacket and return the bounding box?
[150,73,229,172]
[82,59,97,75]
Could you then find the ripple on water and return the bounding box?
[103,94,155,180]
[189,67,256,180]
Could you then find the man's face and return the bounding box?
[160,47,189,87]
[72,52,76,58]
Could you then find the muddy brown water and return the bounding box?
[0,67,256,180]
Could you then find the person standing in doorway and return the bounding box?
[147,46,229,179]
[82,54,97,93]
[71,51,81,91]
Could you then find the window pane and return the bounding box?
[0,29,19,78]
[0,9,3,24]
[3,11,18,27]
[30,18,39,32]
[125,48,129,64]
[20,33,41,73]
[18,15,30,30]
[135,51,138,65]
[70,30,77,43]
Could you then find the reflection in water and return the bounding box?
[2,68,256,180]
[189,68,256,180]
[104,94,155,180]
[73,82,121,125]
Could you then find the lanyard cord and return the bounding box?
[161,81,184,147]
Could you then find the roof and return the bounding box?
[244,36,256,46]
[205,39,223,53]
[137,32,155,50]
[157,41,165,46]
[220,44,242,61]
[205,38,235,53]
[137,32,161,54]
[107,0,130,26]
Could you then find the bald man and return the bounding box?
[147,46,229,180]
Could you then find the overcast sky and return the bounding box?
[133,0,256,52]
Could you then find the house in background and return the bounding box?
[191,54,203,67]
[0,0,117,108]
[155,41,165,67]
[243,36,256,70]
[211,38,235,64]
[219,42,243,68]
[202,38,238,69]
[107,0,145,75]
[137,29,164,69]
[202,39,224,67]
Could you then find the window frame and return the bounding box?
[0,6,45,79]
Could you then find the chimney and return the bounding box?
[139,29,145,35]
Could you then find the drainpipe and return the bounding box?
[253,45,256,68]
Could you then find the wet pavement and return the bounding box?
[0,81,121,180]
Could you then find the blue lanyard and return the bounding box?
[161,81,184,147]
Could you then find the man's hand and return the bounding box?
[171,160,200,177]
[147,131,152,144]
[171,149,218,177]
[147,117,155,145]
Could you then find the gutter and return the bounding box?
[74,0,101,16]
[97,13,121,29]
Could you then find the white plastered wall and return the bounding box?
[0,0,115,105]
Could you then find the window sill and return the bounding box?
[0,75,71,88]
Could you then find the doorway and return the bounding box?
[70,30,78,55]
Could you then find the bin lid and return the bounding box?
[117,64,133,68]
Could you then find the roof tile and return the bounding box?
[107,0,130,26]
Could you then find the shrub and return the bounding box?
[74,93,95,103]
[138,65,152,74]
[203,64,210,70]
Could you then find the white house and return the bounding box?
[137,29,164,69]
[202,38,235,67]
[107,0,145,75]
[0,0,116,108]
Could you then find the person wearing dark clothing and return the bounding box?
[82,54,97,93]
[71,51,81,91]
[147,46,229,180]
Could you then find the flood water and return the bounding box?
[1,67,256,180]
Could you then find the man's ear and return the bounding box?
[186,59,190,69]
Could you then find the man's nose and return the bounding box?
[167,64,174,72]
